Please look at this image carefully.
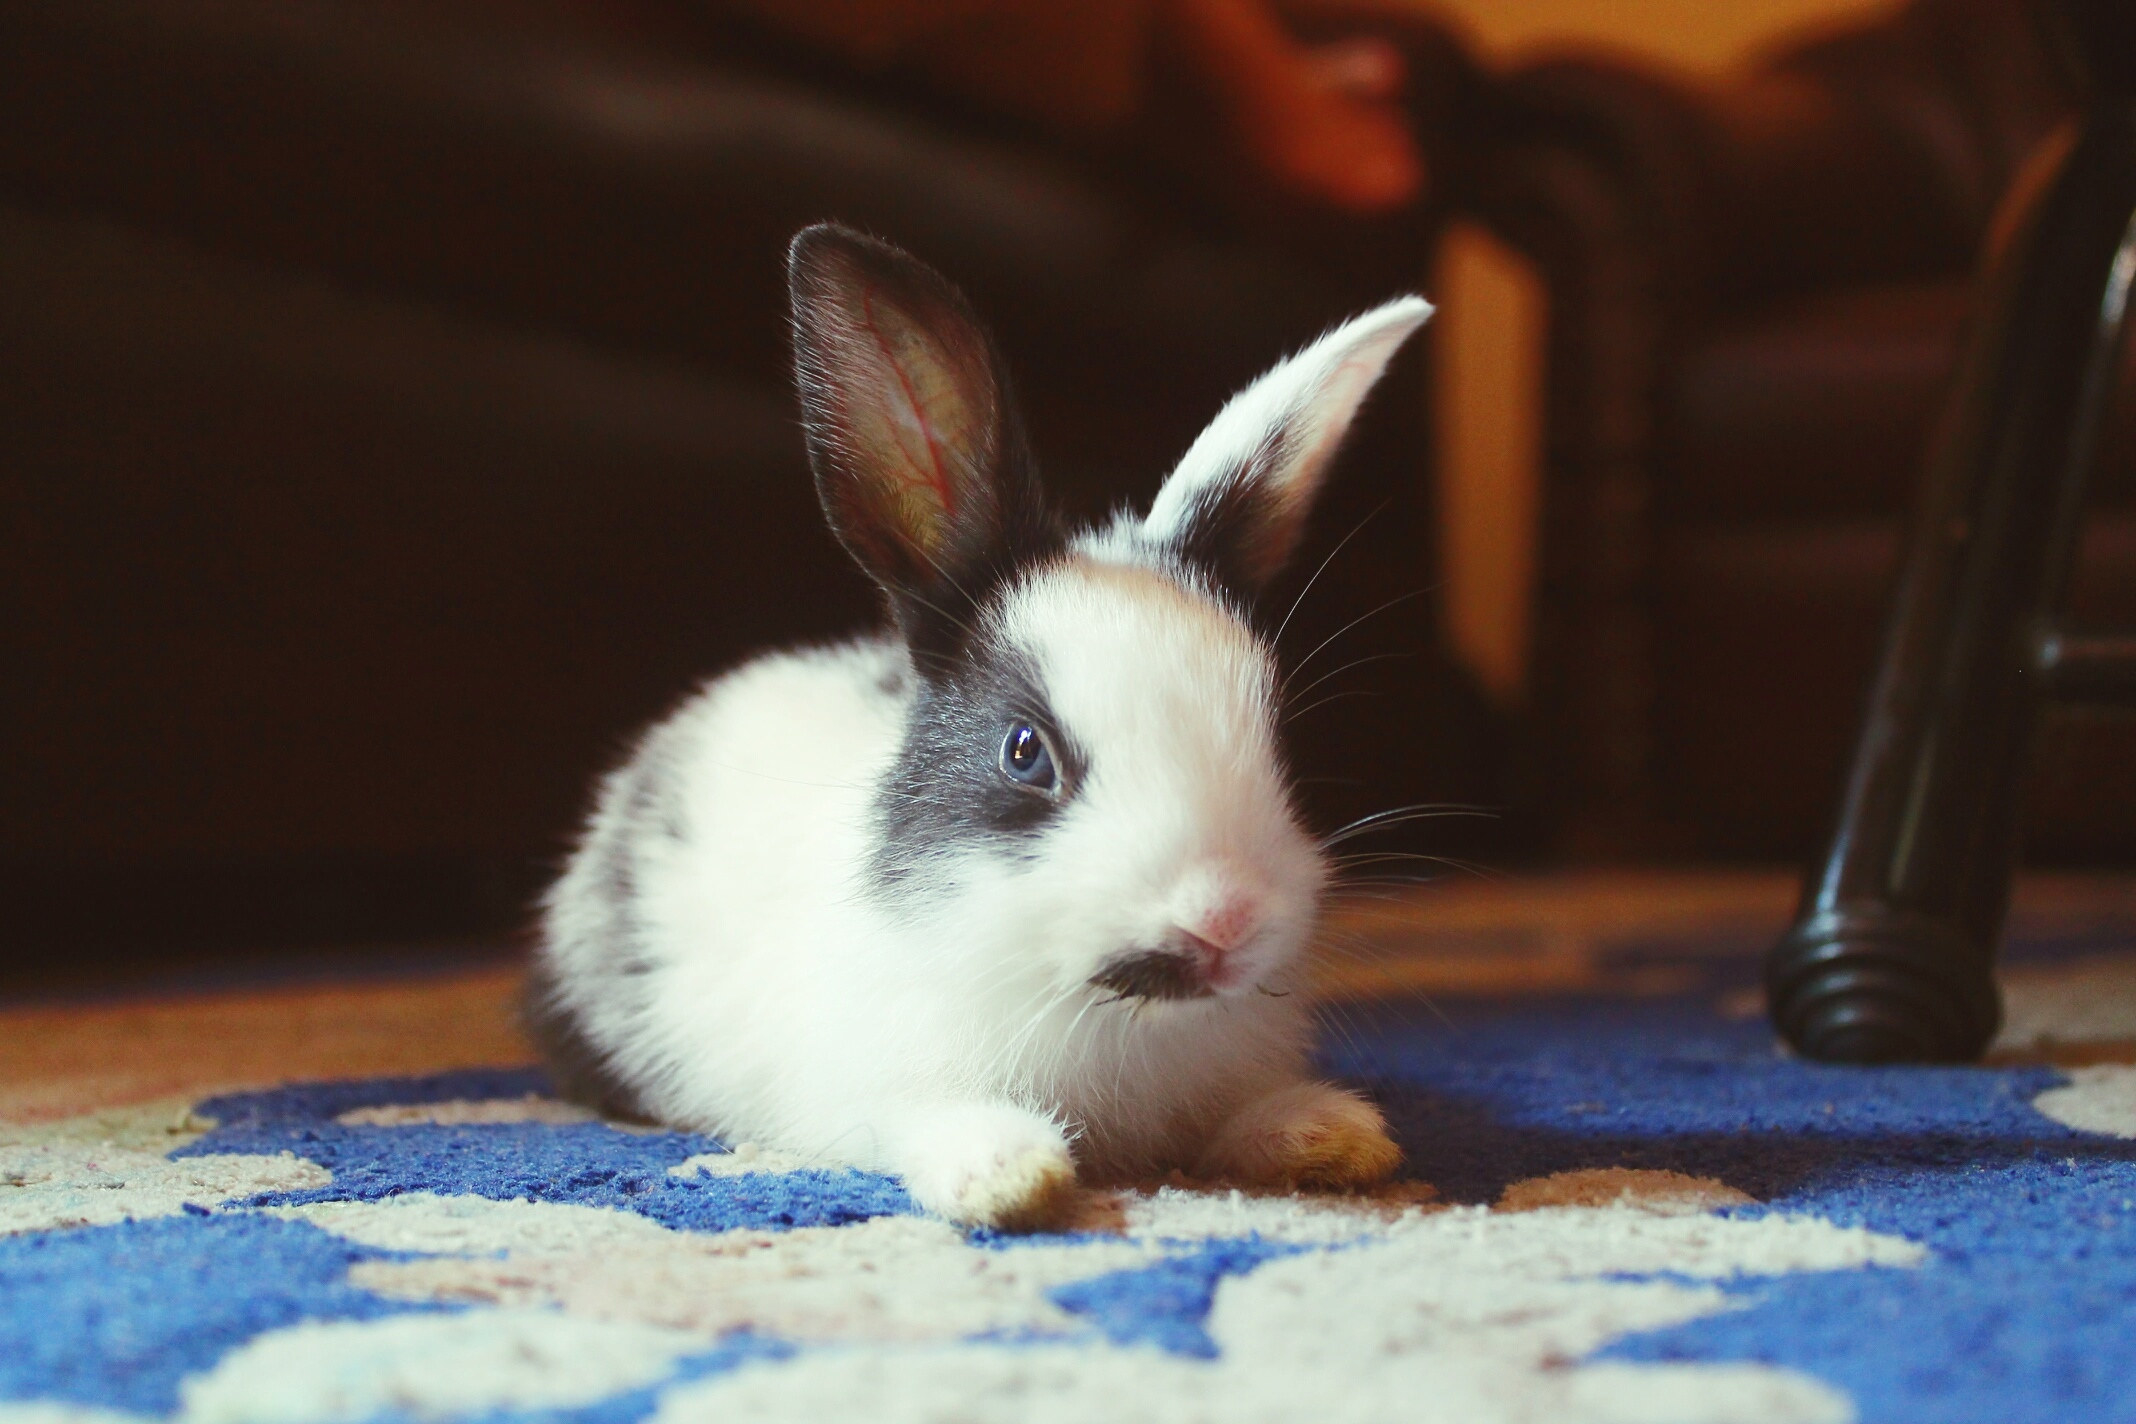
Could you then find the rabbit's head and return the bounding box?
[789,224,1429,1007]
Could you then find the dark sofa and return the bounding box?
[1477,0,2136,860]
[0,0,1490,972]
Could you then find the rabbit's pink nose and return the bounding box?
[1192,891,1264,954]
[1171,929,1234,990]
[1175,908,1261,990]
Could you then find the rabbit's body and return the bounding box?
[532,226,1428,1229]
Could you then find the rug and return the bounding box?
[4,873,2135,1424]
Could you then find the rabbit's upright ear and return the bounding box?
[788,225,1050,647]
[1144,297,1432,597]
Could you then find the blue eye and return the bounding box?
[999,721,1057,791]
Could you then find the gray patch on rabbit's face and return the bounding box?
[867,626,1083,901]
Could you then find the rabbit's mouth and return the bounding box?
[1089,949,1217,1002]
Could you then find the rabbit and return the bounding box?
[528,222,1431,1231]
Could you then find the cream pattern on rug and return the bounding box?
[0,1081,1924,1424]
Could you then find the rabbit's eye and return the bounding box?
[999,721,1057,792]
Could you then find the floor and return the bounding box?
[9,869,2135,1125]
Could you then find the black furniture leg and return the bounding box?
[1767,0,2136,1064]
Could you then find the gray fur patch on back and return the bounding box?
[520,954,651,1121]
[620,732,692,845]
[528,731,691,1118]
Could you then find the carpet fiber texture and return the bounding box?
[3,874,2135,1424]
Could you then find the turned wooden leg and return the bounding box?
[1767,0,2136,1063]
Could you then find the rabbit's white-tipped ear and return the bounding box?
[1144,296,1431,594]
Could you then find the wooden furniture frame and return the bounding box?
[1767,0,2136,1062]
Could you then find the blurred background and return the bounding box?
[4,0,2130,991]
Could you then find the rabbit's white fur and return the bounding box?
[545,564,1315,1212]
[536,227,1429,1229]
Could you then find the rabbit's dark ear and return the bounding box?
[788,225,1049,648]
[1145,297,1431,598]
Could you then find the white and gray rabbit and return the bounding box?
[530,223,1431,1230]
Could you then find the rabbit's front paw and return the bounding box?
[896,1102,1078,1232]
[1197,1081,1401,1190]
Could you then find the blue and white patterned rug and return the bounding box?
[5,909,2136,1424]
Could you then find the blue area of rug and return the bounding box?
[1328,997,2136,1424]
[4,970,2134,1421]
[0,1214,434,1414]
[179,1070,914,1232]
[1047,1239,1311,1357]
